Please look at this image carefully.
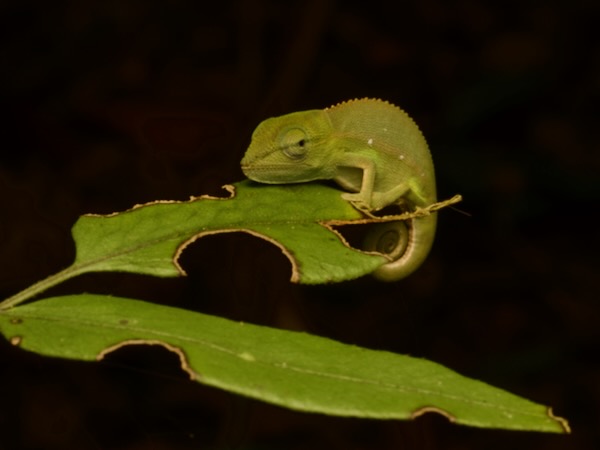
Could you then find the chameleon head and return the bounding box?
[241,109,335,183]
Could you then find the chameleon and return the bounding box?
[240,98,437,281]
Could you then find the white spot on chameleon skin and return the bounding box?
[399,154,405,160]
[367,138,373,146]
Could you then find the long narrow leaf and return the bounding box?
[0,295,569,433]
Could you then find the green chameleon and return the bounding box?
[240,98,437,281]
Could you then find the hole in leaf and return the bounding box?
[98,342,193,382]
[332,222,377,252]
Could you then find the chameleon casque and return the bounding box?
[240,98,437,281]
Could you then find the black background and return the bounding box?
[1,1,598,449]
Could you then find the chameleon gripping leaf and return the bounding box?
[241,98,437,281]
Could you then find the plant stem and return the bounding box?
[0,264,86,310]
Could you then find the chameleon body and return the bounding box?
[241,98,437,281]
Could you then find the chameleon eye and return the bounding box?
[280,128,308,160]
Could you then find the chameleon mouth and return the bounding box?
[241,162,315,183]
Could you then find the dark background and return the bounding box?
[1,1,598,449]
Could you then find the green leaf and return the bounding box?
[1,181,393,310]
[73,181,386,284]
[0,295,569,433]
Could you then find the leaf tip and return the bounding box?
[548,407,571,434]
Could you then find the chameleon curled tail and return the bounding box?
[362,210,437,282]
